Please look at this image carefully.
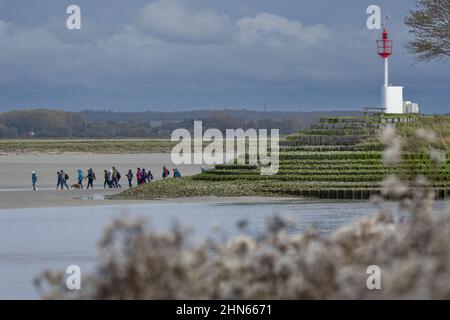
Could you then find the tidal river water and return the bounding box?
[0,199,449,299]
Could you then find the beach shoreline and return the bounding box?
[0,188,299,209]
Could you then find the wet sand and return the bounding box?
[0,153,208,209]
[0,188,294,209]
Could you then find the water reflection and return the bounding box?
[0,199,448,298]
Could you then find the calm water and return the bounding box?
[0,199,448,299]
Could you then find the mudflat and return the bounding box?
[0,153,205,208]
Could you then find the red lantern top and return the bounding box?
[377,29,393,58]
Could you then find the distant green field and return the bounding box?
[0,139,177,153]
[0,138,274,154]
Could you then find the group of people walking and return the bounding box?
[31,166,183,190]
[133,168,154,187]
[54,168,96,190]
[126,166,181,187]
[103,166,122,189]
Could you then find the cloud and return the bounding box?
[0,19,9,35]
[138,0,232,43]
[136,2,330,47]
[236,13,330,46]
[0,1,448,111]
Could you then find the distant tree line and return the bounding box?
[0,109,361,139]
[0,109,86,138]
[0,109,162,138]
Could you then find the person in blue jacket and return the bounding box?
[77,169,84,189]
[31,171,38,191]
[173,168,182,178]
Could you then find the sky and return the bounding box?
[0,0,448,113]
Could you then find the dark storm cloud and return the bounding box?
[0,0,448,113]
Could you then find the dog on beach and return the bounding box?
[71,184,81,189]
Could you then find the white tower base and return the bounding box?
[382,86,404,114]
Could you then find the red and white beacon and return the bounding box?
[376,27,419,114]
[376,28,403,114]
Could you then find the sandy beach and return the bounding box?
[0,153,208,209]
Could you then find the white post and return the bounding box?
[384,57,389,87]
[382,57,389,109]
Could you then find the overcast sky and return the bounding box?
[0,0,448,113]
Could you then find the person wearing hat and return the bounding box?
[31,171,38,191]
